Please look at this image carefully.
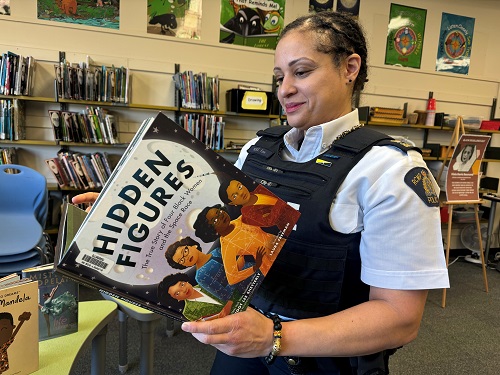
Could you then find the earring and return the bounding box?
[348,79,352,83]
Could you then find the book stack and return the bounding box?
[45,150,114,189]
[0,52,37,96]
[369,107,406,125]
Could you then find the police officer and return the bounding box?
[180,11,449,375]
[73,11,449,375]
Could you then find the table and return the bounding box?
[33,300,117,375]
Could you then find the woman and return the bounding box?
[165,236,252,301]
[180,11,449,375]
[193,204,272,285]
[219,177,299,236]
[452,144,477,172]
[157,273,233,321]
[72,11,449,374]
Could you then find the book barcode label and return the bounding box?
[76,249,113,274]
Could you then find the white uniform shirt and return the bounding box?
[235,109,449,290]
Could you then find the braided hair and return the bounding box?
[280,11,368,99]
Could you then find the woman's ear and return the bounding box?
[345,53,361,82]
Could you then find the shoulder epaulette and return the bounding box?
[256,125,291,138]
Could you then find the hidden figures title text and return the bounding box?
[92,149,196,268]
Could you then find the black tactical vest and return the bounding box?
[241,125,418,319]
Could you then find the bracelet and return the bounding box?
[264,313,282,365]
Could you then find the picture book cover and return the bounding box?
[56,112,300,322]
[0,274,39,374]
[22,264,79,341]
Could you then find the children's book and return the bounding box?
[22,264,79,341]
[0,274,39,374]
[55,112,300,322]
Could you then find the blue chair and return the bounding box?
[0,164,52,275]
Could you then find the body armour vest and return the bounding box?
[241,125,419,320]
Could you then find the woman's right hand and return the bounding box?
[72,192,100,212]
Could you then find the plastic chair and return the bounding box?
[0,164,52,275]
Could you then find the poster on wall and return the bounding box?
[0,0,10,16]
[336,0,360,17]
[219,0,286,50]
[446,134,490,202]
[147,0,202,40]
[37,0,119,29]
[309,0,334,13]
[436,13,475,75]
[385,3,426,69]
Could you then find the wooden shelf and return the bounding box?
[0,139,58,146]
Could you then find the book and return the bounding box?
[0,273,39,374]
[55,112,300,322]
[368,116,407,125]
[22,264,79,341]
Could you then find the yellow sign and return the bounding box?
[241,91,268,111]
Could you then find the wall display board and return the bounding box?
[436,12,475,75]
[219,0,286,50]
[385,3,427,69]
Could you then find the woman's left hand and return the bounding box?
[181,307,273,357]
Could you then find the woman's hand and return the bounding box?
[72,192,100,212]
[181,307,274,358]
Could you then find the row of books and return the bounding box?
[0,98,25,141]
[0,52,37,96]
[178,113,225,150]
[45,150,114,190]
[48,107,119,144]
[55,54,130,103]
[0,147,17,165]
[172,70,219,111]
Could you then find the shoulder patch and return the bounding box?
[404,167,439,207]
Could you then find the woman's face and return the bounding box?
[461,146,473,162]
[172,244,199,267]
[274,30,354,131]
[226,180,250,206]
[206,208,231,233]
[168,281,194,301]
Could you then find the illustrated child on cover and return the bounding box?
[0,311,31,374]
[157,273,233,321]
[164,236,253,301]
[193,204,274,285]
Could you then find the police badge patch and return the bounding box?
[404,167,440,207]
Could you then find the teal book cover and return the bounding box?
[22,264,78,341]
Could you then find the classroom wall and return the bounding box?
[1,0,499,248]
